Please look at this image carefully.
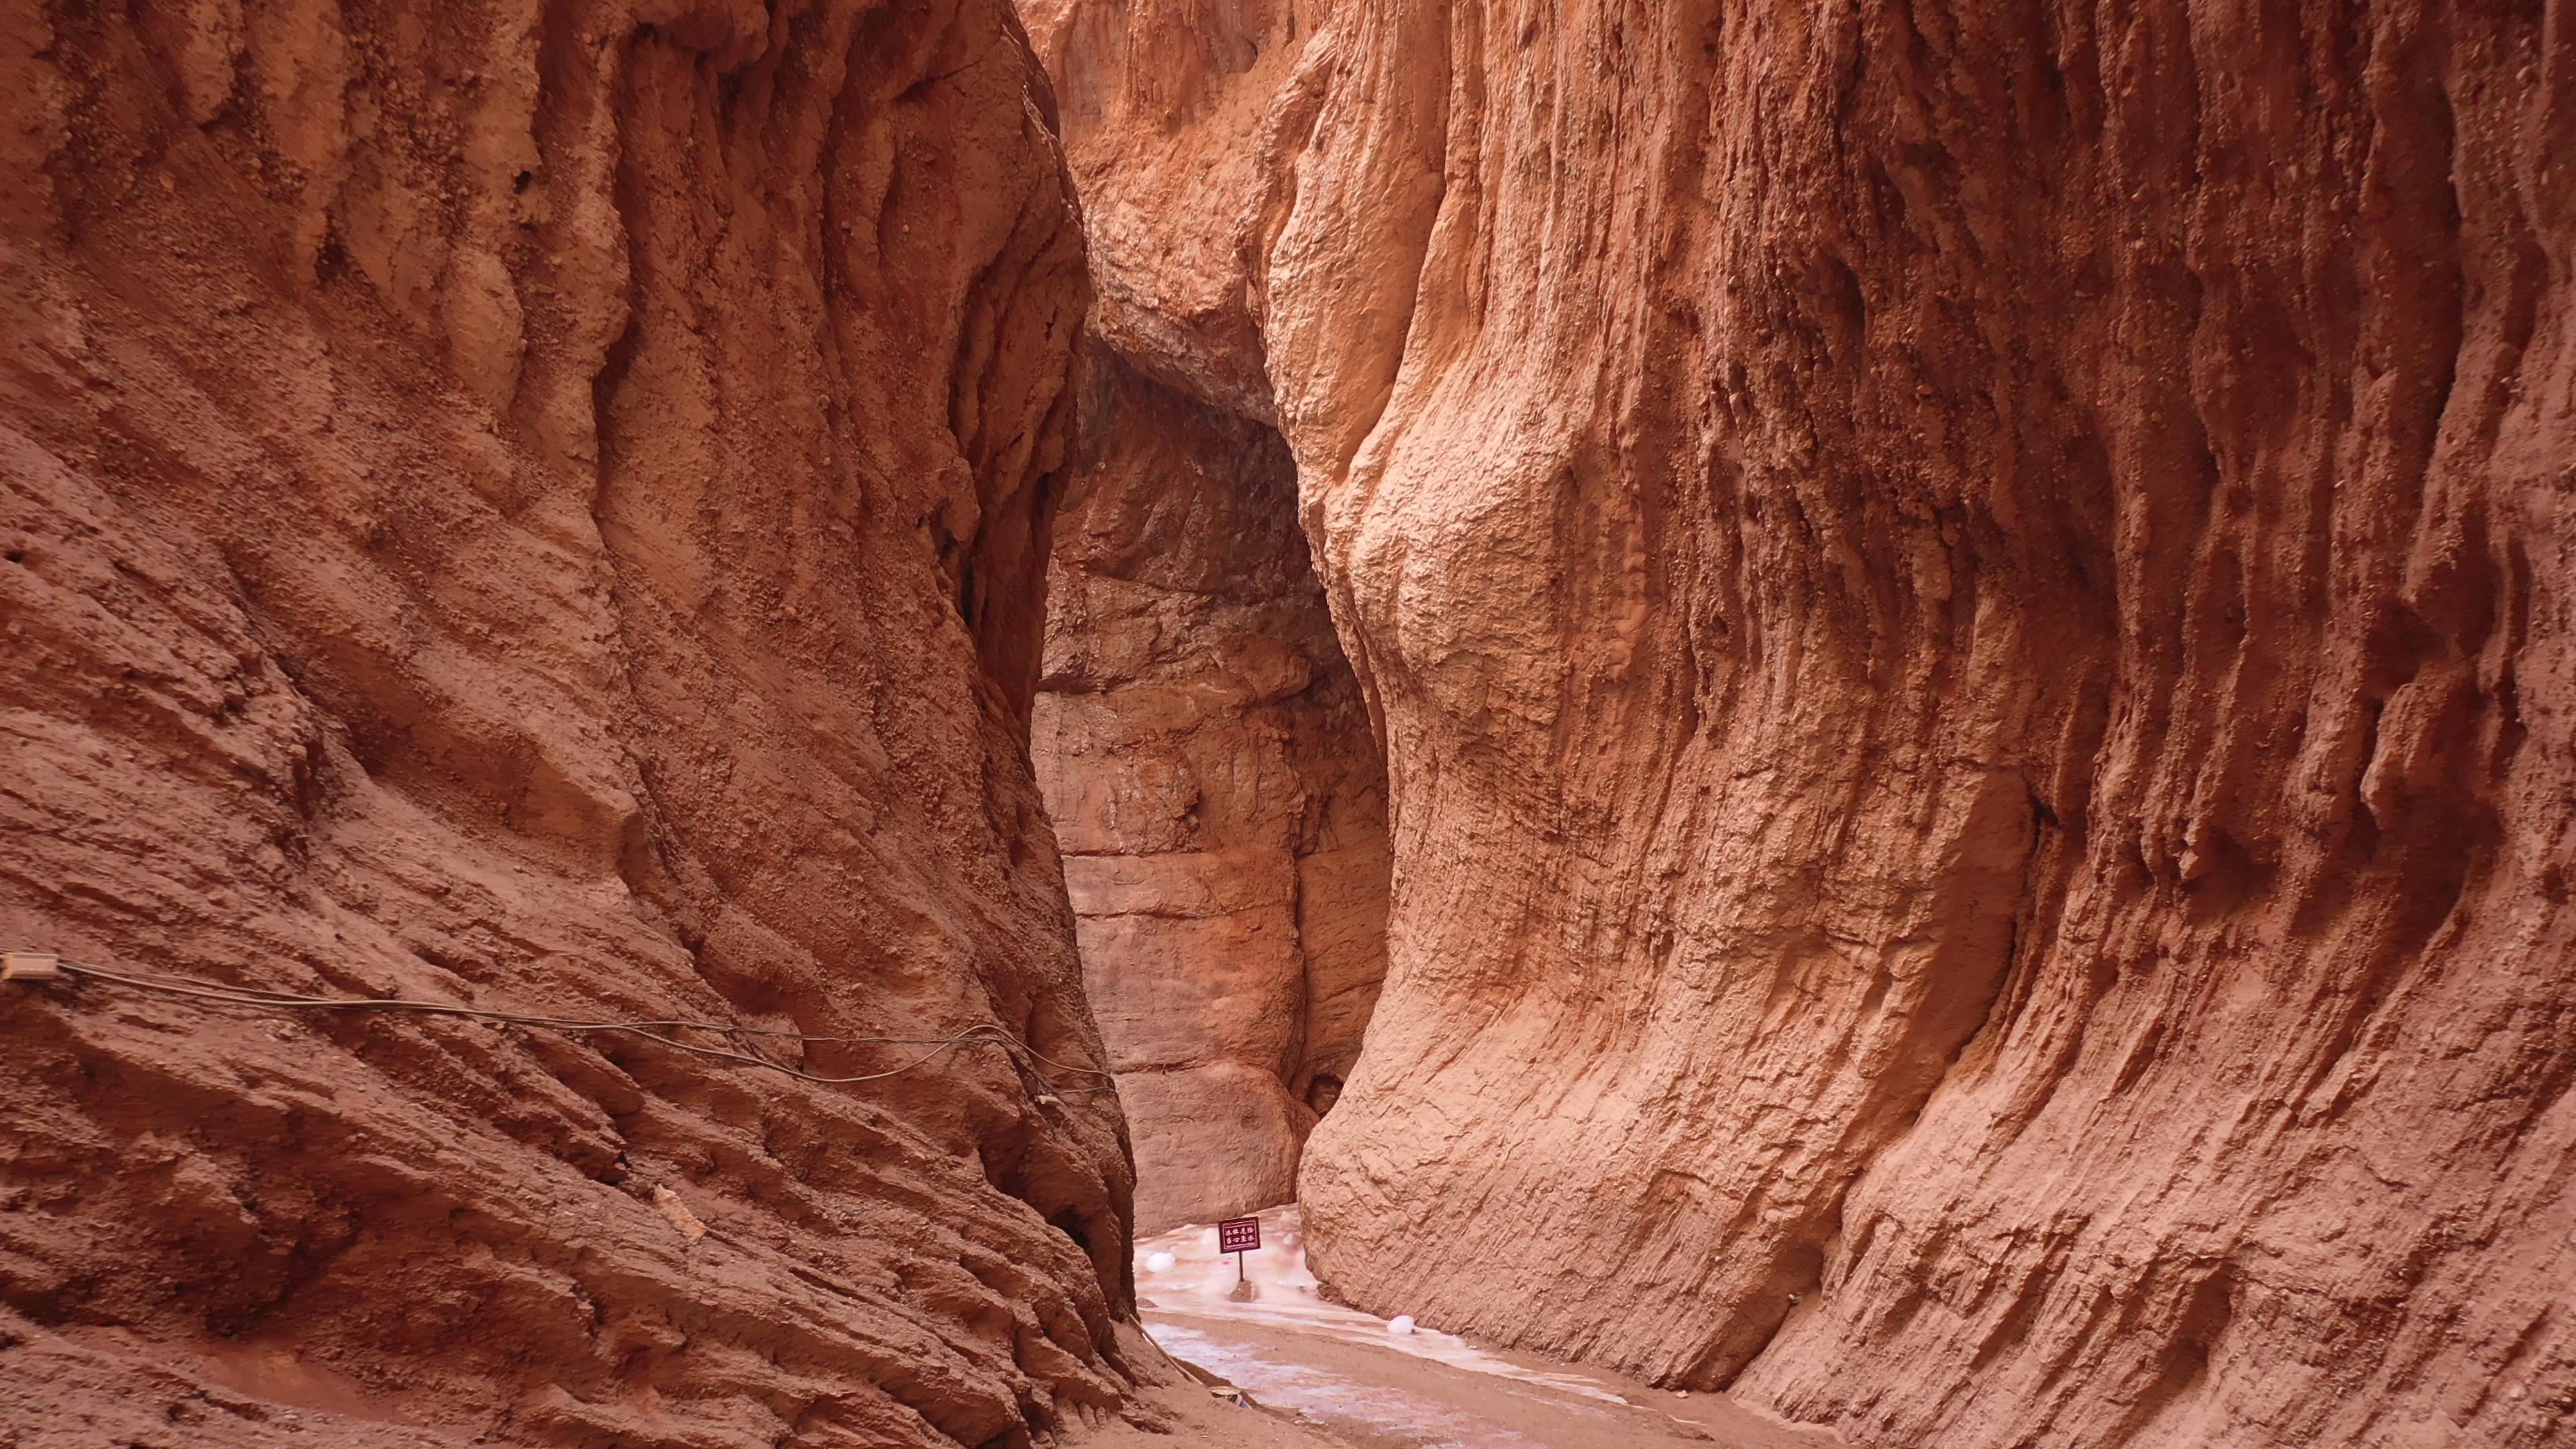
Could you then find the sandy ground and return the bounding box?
[1061,1381,1354,1449]
[1061,1208,1838,1449]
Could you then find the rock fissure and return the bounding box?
[1031,342,1392,1234]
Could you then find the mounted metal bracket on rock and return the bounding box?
[2,952,63,982]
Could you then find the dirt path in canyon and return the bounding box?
[1071,1210,1835,1449]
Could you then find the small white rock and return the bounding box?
[1144,1251,1177,1273]
[1388,1314,1416,1335]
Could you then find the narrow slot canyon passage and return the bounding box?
[3,1,2572,1449]
[1032,347,1390,1236]
[1024,354,1811,1445]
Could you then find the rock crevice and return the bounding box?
[1033,346,1390,1233]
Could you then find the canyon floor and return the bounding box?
[1073,1210,1835,1449]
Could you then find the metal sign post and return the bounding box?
[1218,1216,1261,1301]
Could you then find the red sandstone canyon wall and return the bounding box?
[1019,0,1390,1236]
[1028,1,2576,1446]
[1033,347,1389,1234]
[0,3,1150,1445]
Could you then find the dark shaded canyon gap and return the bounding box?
[1033,346,1391,1234]
[1018,3,1393,1236]
[1020,2,2576,1448]
[0,3,1159,1446]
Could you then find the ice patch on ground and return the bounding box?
[1134,1207,1630,1407]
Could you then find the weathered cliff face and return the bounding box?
[1033,347,1388,1234]
[1026,1,2576,1447]
[1017,0,1389,1236]
[1014,0,1334,421]
[0,3,1148,1446]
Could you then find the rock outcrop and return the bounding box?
[1033,347,1389,1234]
[1018,0,1389,1235]
[0,3,1146,1446]
[1024,2,2576,1447]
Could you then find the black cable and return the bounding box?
[15,955,1117,1096]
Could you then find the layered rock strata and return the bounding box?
[1025,2,2576,1447]
[0,3,1146,1446]
[1034,347,1389,1234]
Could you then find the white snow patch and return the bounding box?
[1133,1206,1629,1407]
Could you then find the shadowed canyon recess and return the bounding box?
[3,1,2572,1448]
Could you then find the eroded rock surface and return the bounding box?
[1019,0,1389,1235]
[0,3,1148,1445]
[1026,2,2576,1446]
[1033,346,1388,1234]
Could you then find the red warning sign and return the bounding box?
[1218,1216,1262,1254]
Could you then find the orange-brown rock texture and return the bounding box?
[1018,0,1391,1236]
[1033,346,1389,1234]
[1026,1,2576,1446]
[0,3,1153,1446]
